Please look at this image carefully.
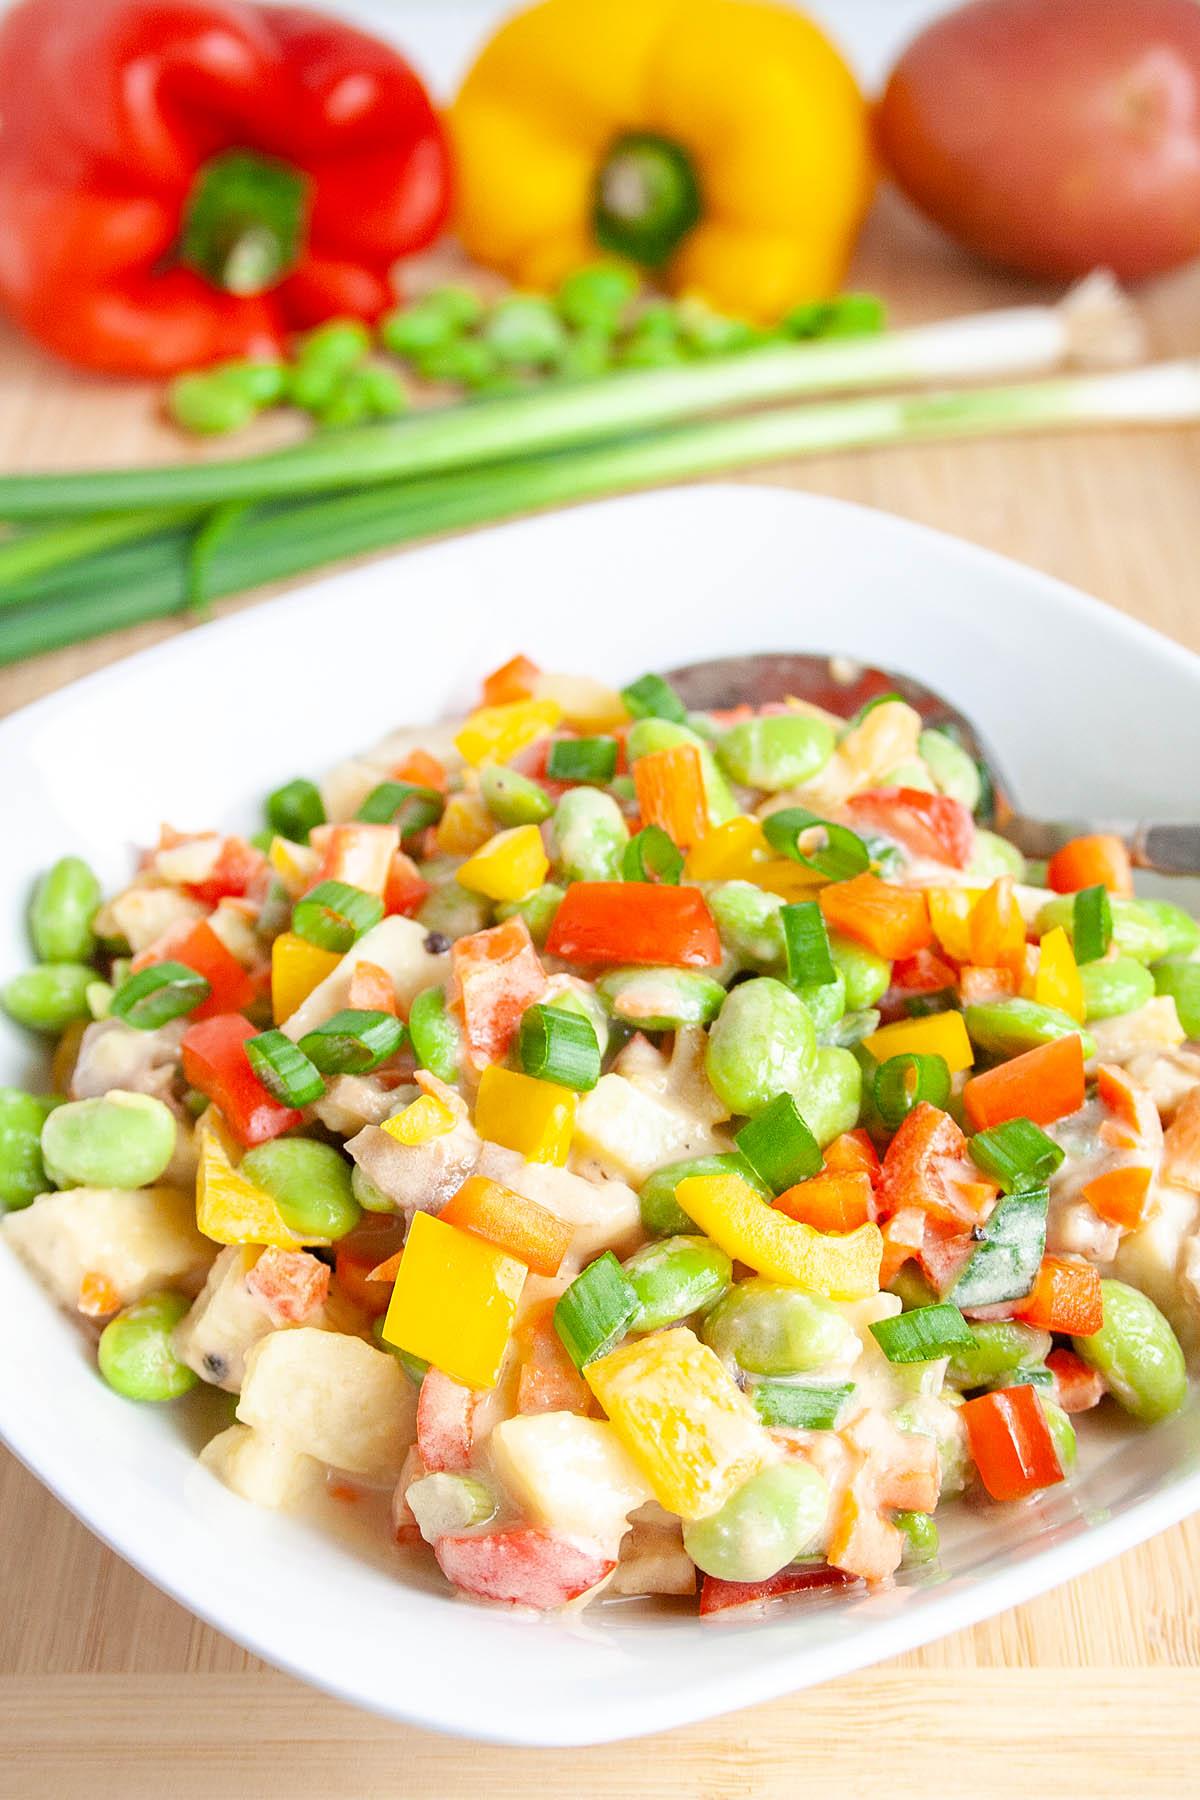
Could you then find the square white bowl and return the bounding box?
[2,484,1199,1746]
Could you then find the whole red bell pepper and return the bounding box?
[0,0,452,374]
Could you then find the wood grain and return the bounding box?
[2,194,1199,1795]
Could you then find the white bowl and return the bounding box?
[2,484,1199,1746]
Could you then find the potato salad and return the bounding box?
[3,654,1199,1617]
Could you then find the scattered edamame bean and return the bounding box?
[702,1277,857,1375]
[1152,958,1200,1039]
[829,932,892,1011]
[1073,1279,1187,1423]
[352,1165,396,1214]
[0,1088,50,1211]
[682,1461,828,1582]
[417,883,492,942]
[917,729,982,811]
[1041,1395,1077,1472]
[481,295,569,368]
[626,718,738,824]
[793,970,847,1039]
[702,882,786,970]
[1079,955,1155,1022]
[98,1291,198,1401]
[2,962,95,1033]
[623,1236,731,1331]
[963,830,1026,883]
[597,966,727,1030]
[495,884,565,947]
[407,985,462,1084]
[168,368,260,434]
[1140,900,1200,958]
[41,1091,176,1190]
[28,856,102,964]
[557,264,640,331]
[552,788,628,883]
[379,300,460,358]
[706,977,817,1116]
[240,1139,361,1240]
[945,1320,1051,1389]
[791,1045,863,1147]
[964,998,1096,1060]
[715,714,836,792]
[1037,895,1170,964]
[416,337,499,388]
[638,1154,769,1237]
[480,763,553,827]
[894,1509,939,1565]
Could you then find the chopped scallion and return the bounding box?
[291,880,383,952]
[245,1029,325,1107]
[969,1116,1065,1191]
[752,1381,855,1431]
[297,1007,406,1074]
[869,1302,973,1363]
[874,1053,952,1127]
[109,961,211,1030]
[518,1002,601,1091]
[781,900,837,989]
[356,780,444,838]
[619,672,687,725]
[1072,884,1113,964]
[546,737,619,784]
[734,1092,823,1195]
[553,1251,640,1369]
[266,777,325,845]
[621,825,683,884]
[762,806,870,882]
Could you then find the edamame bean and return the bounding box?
[888,1264,939,1311]
[481,295,569,368]
[312,370,376,428]
[407,986,461,1083]
[1152,958,1200,1039]
[2,962,95,1033]
[557,263,639,331]
[894,1509,939,1565]
[29,857,102,964]
[702,1277,857,1375]
[351,1165,396,1214]
[1080,955,1155,1022]
[917,730,981,810]
[295,318,372,373]
[945,1320,1051,1389]
[792,1046,863,1148]
[552,788,628,883]
[555,331,613,380]
[623,1236,731,1331]
[0,1088,50,1211]
[795,971,847,1040]
[625,719,738,824]
[1037,895,1170,964]
[638,1154,769,1237]
[1140,900,1199,958]
[597,966,727,1031]
[715,714,835,792]
[41,1091,176,1190]
[892,1396,971,1497]
[705,977,816,1116]
[1073,1278,1187,1423]
[880,760,937,794]
[240,1139,361,1241]
[495,883,564,947]
[964,998,1096,1060]
[1041,1395,1077,1472]
[963,830,1026,883]
[682,1462,828,1582]
[98,1291,197,1401]
[702,882,786,970]
[480,763,553,826]
[418,338,499,387]
[168,370,258,434]
[417,883,492,941]
[829,932,892,1010]
[426,286,486,331]
[379,300,458,358]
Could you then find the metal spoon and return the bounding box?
[665,652,1198,877]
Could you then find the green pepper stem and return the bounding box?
[178,150,310,297]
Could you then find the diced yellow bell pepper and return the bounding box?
[271,931,341,1026]
[454,698,563,767]
[195,1112,318,1249]
[268,835,321,898]
[926,887,982,963]
[456,824,549,902]
[584,1327,774,1522]
[969,875,1025,972]
[862,1010,975,1075]
[381,1093,457,1146]
[676,1173,882,1300]
[381,1210,525,1388]
[1035,925,1085,1023]
[435,792,494,856]
[685,816,766,881]
[752,858,826,900]
[534,673,628,733]
[474,1065,575,1166]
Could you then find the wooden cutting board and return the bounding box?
[2,195,1199,1799]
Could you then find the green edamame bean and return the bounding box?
[552,788,628,883]
[597,966,727,1031]
[427,286,486,331]
[2,962,95,1033]
[964,998,1096,1061]
[29,857,102,964]
[682,1461,828,1582]
[0,1088,50,1211]
[676,299,762,356]
[945,1320,1051,1389]
[795,970,847,1039]
[1041,1395,1077,1473]
[296,318,372,372]
[638,1154,769,1237]
[703,882,786,970]
[480,763,553,827]
[313,369,375,429]
[1037,895,1170,964]
[963,830,1026,884]
[417,883,492,942]
[1153,958,1200,1039]
[547,984,612,1057]
[702,1277,857,1375]
[880,761,938,795]
[1073,1278,1187,1423]
[495,883,564,947]
[352,1164,396,1214]
[888,1263,939,1311]
[791,1046,862,1148]
[240,1139,361,1241]
[706,977,816,1116]
[1080,955,1155,1022]
[715,714,835,792]
[555,330,613,381]
[482,295,569,368]
[557,263,640,331]
[379,300,459,358]
[829,932,892,1011]
[1140,900,1199,958]
[167,370,258,435]
[625,719,738,824]
[41,1091,176,1191]
[917,729,982,811]
[892,1396,971,1498]
[408,986,461,1083]
[622,1235,731,1331]
[98,1291,197,1401]
[894,1509,939,1565]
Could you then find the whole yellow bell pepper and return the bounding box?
[450,0,874,321]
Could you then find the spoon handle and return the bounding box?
[1004,817,1200,877]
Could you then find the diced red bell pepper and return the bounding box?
[822,1128,882,1185]
[333,1239,395,1319]
[818,873,932,960]
[1047,1347,1107,1413]
[449,915,549,1068]
[181,836,266,907]
[132,916,256,1021]
[382,850,430,919]
[309,823,397,895]
[960,1385,1067,1502]
[875,1103,997,1228]
[846,788,975,869]
[482,654,541,707]
[181,1013,302,1146]
[890,948,960,994]
[435,1528,615,1610]
[244,1248,329,1324]
[545,882,721,968]
[877,1204,927,1286]
[962,1034,1086,1132]
[416,1367,478,1473]
[698,1562,859,1616]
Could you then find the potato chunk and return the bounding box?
[3,1186,212,1312]
[200,1423,318,1509]
[236,1328,415,1477]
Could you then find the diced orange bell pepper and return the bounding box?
[515,1299,594,1416]
[959,965,1016,1006]
[1163,1088,1200,1192]
[1081,1165,1155,1231]
[675,1173,882,1300]
[862,1009,974,1075]
[334,1240,394,1318]
[346,960,398,1016]
[78,1270,121,1318]
[1096,1063,1163,1154]
[875,1103,996,1228]
[1047,833,1134,897]
[450,914,549,1068]
[482,653,541,708]
[390,749,448,793]
[827,1479,904,1582]
[968,875,1025,974]
[960,1386,1067,1502]
[962,1034,1086,1131]
[772,1170,874,1233]
[1015,1255,1104,1335]
[439,1174,572,1277]
[381,1211,526,1390]
[546,881,722,968]
[245,1248,330,1325]
[822,1128,881,1184]
[633,743,709,850]
[818,873,932,960]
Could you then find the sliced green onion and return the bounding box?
[622,824,683,885]
[904,988,959,1018]
[553,1251,640,1369]
[297,1008,406,1074]
[546,737,619,784]
[518,1003,601,1091]
[869,1302,973,1363]
[781,900,837,989]
[109,961,211,1030]
[266,777,325,845]
[291,880,383,952]
[619,672,687,724]
[752,1380,855,1431]
[874,1053,952,1127]
[356,780,444,838]
[1072,884,1113,965]
[949,1186,1049,1309]
[762,807,871,883]
[969,1117,1065,1191]
[847,691,903,729]
[734,1092,823,1195]
[245,1029,325,1106]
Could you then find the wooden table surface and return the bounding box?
[2,197,1199,1798]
